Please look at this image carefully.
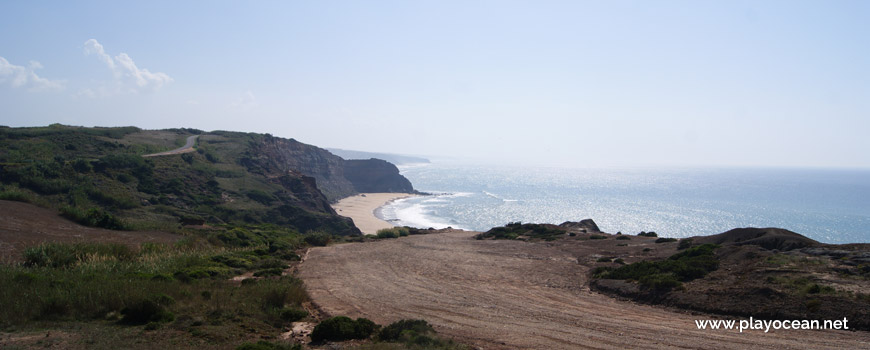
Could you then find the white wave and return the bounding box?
[379,193,469,230]
[483,190,519,202]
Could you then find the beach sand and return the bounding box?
[332,193,416,234]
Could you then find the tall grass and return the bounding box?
[1,242,308,328]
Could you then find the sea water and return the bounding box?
[378,162,870,244]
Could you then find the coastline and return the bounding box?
[332,193,417,234]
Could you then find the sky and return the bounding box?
[1,0,868,168]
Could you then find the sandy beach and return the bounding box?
[332,193,416,234]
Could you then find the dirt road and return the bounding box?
[143,135,198,157]
[299,230,869,349]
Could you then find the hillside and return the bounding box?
[0,124,415,236]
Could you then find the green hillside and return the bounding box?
[0,124,358,236]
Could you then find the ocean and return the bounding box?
[378,162,870,244]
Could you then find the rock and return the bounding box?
[559,219,601,233]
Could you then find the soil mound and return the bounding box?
[695,227,819,251]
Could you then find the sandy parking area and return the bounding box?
[299,230,869,349]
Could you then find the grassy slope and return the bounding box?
[0,125,463,349]
[0,124,356,235]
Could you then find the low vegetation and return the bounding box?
[311,316,379,342]
[0,124,358,235]
[0,237,311,347]
[376,227,410,239]
[475,222,566,241]
[594,244,720,290]
[307,317,467,349]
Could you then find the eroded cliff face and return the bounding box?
[251,136,415,202]
[343,158,414,193]
[252,137,357,201]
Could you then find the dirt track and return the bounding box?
[142,135,198,157]
[299,230,869,349]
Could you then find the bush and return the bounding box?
[596,257,612,263]
[304,231,332,246]
[589,234,607,240]
[279,308,308,322]
[0,189,30,202]
[637,231,658,237]
[655,238,678,244]
[120,299,175,325]
[377,319,436,341]
[477,222,565,240]
[677,238,694,250]
[596,244,720,290]
[615,235,631,240]
[59,206,126,230]
[310,316,379,342]
[376,230,398,239]
[217,228,265,247]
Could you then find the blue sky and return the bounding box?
[1,1,868,168]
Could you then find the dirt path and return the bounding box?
[143,135,198,157]
[299,230,869,349]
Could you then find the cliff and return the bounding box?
[249,136,357,202]
[343,158,415,193]
[251,136,417,202]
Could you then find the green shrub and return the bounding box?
[211,254,254,269]
[596,244,720,290]
[377,228,399,239]
[655,238,678,243]
[377,319,436,341]
[589,234,607,240]
[310,316,379,342]
[0,190,30,202]
[615,235,631,240]
[59,206,126,230]
[217,228,265,247]
[279,307,308,322]
[304,231,332,246]
[637,231,658,237]
[120,299,175,325]
[677,238,694,250]
[254,268,284,277]
[72,159,92,173]
[596,257,612,263]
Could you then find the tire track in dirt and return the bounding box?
[299,230,869,349]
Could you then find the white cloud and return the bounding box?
[0,56,65,91]
[230,91,259,109]
[83,39,172,93]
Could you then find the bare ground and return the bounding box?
[299,230,870,349]
[0,200,179,263]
